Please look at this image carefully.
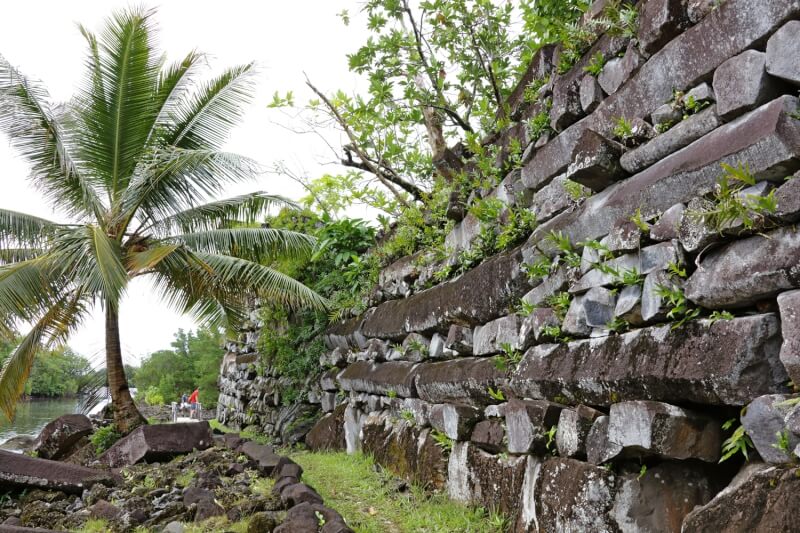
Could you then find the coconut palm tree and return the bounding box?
[0,7,326,432]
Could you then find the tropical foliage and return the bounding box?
[0,340,93,398]
[0,7,323,430]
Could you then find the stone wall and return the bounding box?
[307,1,800,531]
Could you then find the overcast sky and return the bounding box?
[0,1,368,365]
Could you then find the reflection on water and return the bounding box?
[0,398,78,444]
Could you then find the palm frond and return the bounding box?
[171,227,315,262]
[0,256,66,323]
[0,209,61,248]
[146,192,297,235]
[125,243,179,274]
[148,49,205,141]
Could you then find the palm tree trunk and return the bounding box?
[105,304,146,433]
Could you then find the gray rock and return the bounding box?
[586,415,621,464]
[33,414,92,460]
[741,394,800,464]
[428,333,445,359]
[321,392,338,413]
[637,0,690,56]
[101,422,214,468]
[604,221,641,253]
[677,197,720,252]
[621,105,722,173]
[162,522,184,533]
[429,404,481,440]
[510,314,787,406]
[649,203,685,241]
[530,174,577,223]
[640,241,684,274]
[687,0,716,23]
[522,265,578,306]
[713,50,779,121]
[550,78,583,132]
[565,129,627,192]
[607,401,722,462]
[520,307,561,343]
[583,287,617,328]
[0,449,113,494]
[401,333,430,362]
[562,295,591,337]
[445,325,473,354]
[570,253,640,293]
[685,226,800,309]
[766,20,800,86]
[642,270,677,323]
[683,82,715,105]
[598,44,643,95]
[650,103,682,129]
[344,404,365,454]
[774,175,800,222]
[614,284,643,325]
[778,290,800,387]
[505,398,564,454]
[470,419,506,454]
[580,74,604,114]
[337,361,419,398]
[474,315,522,356]
[444,213,483,254]
[415,357,507,406]
[556,405,604,459]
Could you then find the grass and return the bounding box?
[209,419,273,445]
[291,451,506,533]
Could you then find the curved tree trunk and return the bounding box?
[105,304,146,433]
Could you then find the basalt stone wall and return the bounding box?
[309,1,800,531]
[216,309,322,446]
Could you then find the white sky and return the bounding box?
[0,1,368,365]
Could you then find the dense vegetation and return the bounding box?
[134,327,225,407]
[0,341,94,398]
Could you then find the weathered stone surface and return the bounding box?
[607,401,722,462]
[586,415,621,464]
[470,419,506,454]
[638,0,690,56]
[505,399,564,454]
[473,315,520,355]
[714,50,779,121]
[778,290,800,386]
[682,464,800,532]
[550,78,583,132]
[362,413,448,490]
[511,314,787,406]
[562,295,591,337]
[580,74,604,114]
[620,105,722,173]
[305,403,346,452]
[530,175,576,224]
[565,130,627,192]
[774,175,800,222]
[598,44,643,96]
[520,307,561,344]
[556,405,604,459]
[0,449,113,494]
[444,325,473,354]
[766,20,800,86]
[522,1,800,191]
[604,221,641,253]
[649,203,685,241]
[343,404,365,454]
[530,96,800,263]
[685,226,800,309]
[684,82,715,104]
[741,394,800,464]
[362,247,529,340]
[415,357,507,406]
[583,287,616,328]
[337,361,419,398]
[522,265,578,306]
[429,404,481,440]
[611,461,715,532]
[614,284,643,325]
[324,315,368,351]
[101,422,213,468]
[33,414,92,461]
[240,441,280,475]
[687,0,715,22]
[537,457,618,532]
[444,213,482,254]
[570,253,639,293]
[651,103,682,129]
[640,270,674,322]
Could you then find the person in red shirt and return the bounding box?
[188,389,199,419]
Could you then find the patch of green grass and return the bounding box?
[182,516,251,533]
[175,470,196,488]
[250,476,275,496]
[75,519,111,533]
[291,451,505,533]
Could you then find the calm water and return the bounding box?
[0,397,79,445]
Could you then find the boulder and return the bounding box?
[682,464,800,532]
[505,399,564,454]
[324,315,368,351]
[778,290,800,386]
[555,405,604,459]
[766,20,800,86]
[580,74,604,114]
[713,50,779,121]
[530,174,579,224]
[444,325,473,354]
[337,361,419,398]
[280,483,324,507]
[638,0,690,56]
[414,357,507,406]
[620,105,722,173]
[583,287,616,328]
[240,441,280,475]
[640,270,675,323]
[565,130,627,192]
[520,307,561,344]
[522,265,578,305]
[0,449,113,494]
[550,77,583,132]
[510,314,787,406]
[774,175,800,222]
[597,44,643,96]
[606,401,722,462]
[586,416,621,465]
[741,394,800,464]
[651,103,682,129]
[473,315,521,355]
[429,403,481,441]
[570,254,639,293]
[562,295,591,337]
[306,403,346,452]
[362,247,529,340]
[33,414,93,460]
[614,284,644,325]
[649,203,685,241]
[603,221,641,254]
[687,0,715,22]
[685,226,800,309]
[470,420,506,454]
[100,422,214,468]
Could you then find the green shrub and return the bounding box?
[91,425,122,454]
[143,386,165,406]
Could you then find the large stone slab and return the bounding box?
[505,399,564,454]
[527,95,800,258]
[337,361,419,398]
[510,314,787,406]
[100,422,214,468]
[521,0,800,190]
[362,247,529,340]
[766,20,800,86]
[778,290,800,386]
[741,394,800,464]
[682,464,800,532]
[685,227,800,309]
[415,358,507,406]
[33,414,93,460]
[0,449,113,494]
[714,50,779,121]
